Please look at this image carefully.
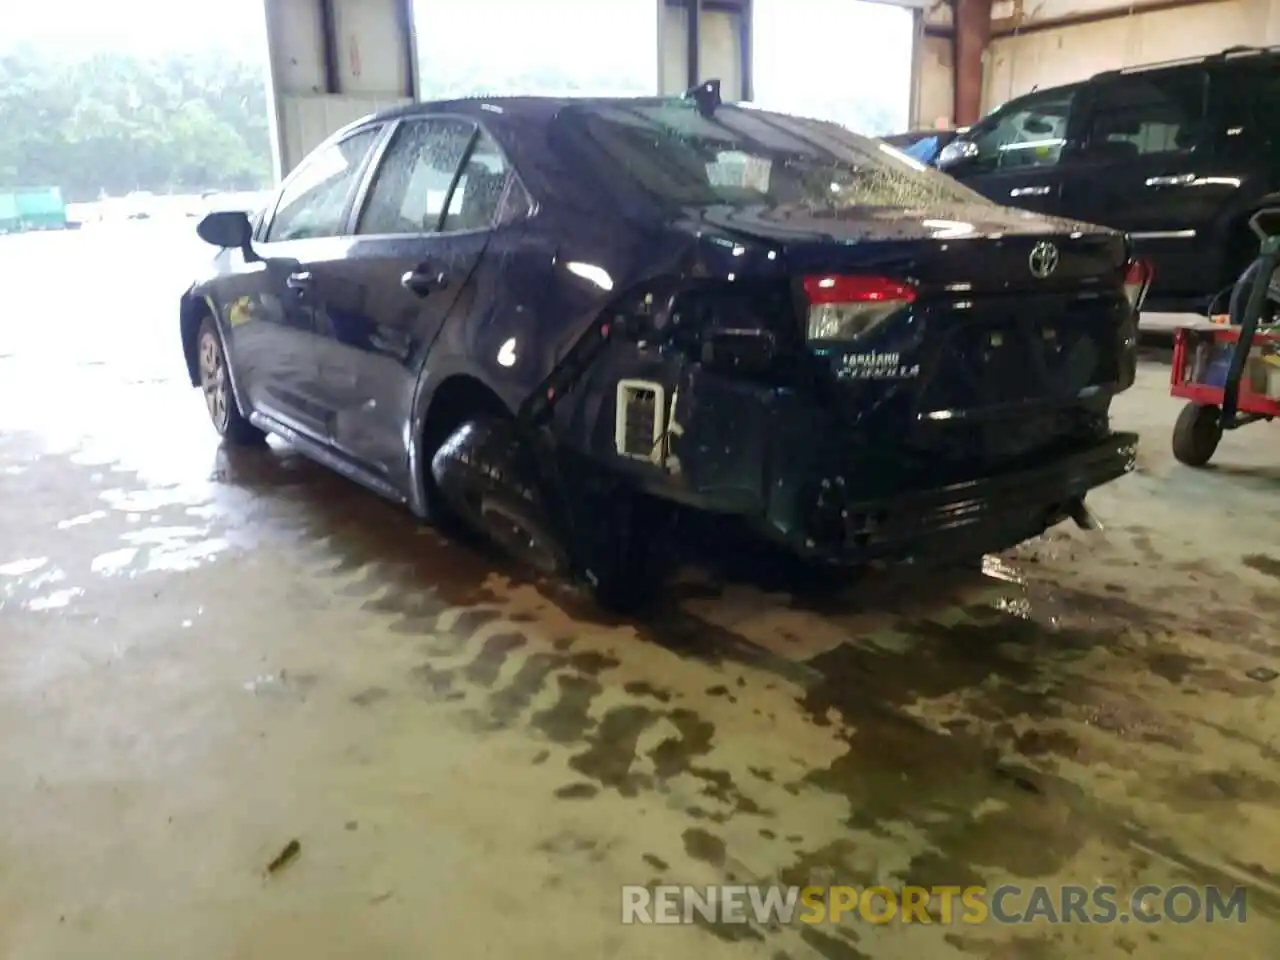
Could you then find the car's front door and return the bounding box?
[1064,67,1223,303]
[944,85,1080,216]
[306,117,522,479]
[230,125,383,439]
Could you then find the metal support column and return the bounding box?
[318,0,341,94]
[953,0,992,126]
[686,0,702,87]
[262,0,419,180]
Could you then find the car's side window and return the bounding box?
[357,118,477,235]
[1241,68,1280,153]
[494,175,535,225]
[1084,71,1207,159]
[967,88,1076,173]
[264,127,381,242]
[441,130,517,232]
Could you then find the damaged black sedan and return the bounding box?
[180,82,1147,608]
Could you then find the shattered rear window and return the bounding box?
[554,100,990,210]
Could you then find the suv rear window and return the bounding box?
[554,100,990,210]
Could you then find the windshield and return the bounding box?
[555,100,990,210]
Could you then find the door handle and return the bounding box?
[1009,185,1052,198]
[401,263,449,298]
[1145,173,1197,187]
[285,271,312,291]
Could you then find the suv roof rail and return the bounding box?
[1091,44,1280,80]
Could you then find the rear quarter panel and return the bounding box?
[416,207,685,415]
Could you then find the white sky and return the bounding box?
[414,0,658,78]
[0,0,911,129]
[754,0,914,130]
[0,0,263,52]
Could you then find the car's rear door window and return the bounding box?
[356,118,475,235]
[1248,67,1280,135]
[264,127,381,242]
[356,119,520,235]
[441,130,518,231]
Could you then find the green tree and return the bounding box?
[0,46,272,200]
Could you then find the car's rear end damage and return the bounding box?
[431,96,1150,606]
[554,224,1145,568]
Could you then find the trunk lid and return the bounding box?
[693,201,1128,294]
[677,201,1135,466]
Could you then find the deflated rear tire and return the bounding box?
[429,418,672,611]
[573,489,674,614]
[430,418,569,579]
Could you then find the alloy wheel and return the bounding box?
[198,331,230,432]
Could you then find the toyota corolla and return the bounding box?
[180,82,1148,608]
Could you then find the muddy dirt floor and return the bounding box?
[2,226,1278,958]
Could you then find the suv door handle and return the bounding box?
[1145,173,1197,187]
[401,263,449,297]
[285,271,312,290]
[1009,185,1052,197]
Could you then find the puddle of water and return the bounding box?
[26,568,68,591]
[57,510,109,530]
[981,555,1026,584]
[0,557,48,577]
[143,538,230,573]
[91,547,140,577]
[992,596,1033,619]
[26,587,84,611]
[100,486,211,514]
[243,670,318,699]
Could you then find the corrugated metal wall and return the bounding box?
[915,0,1280,128]
[984,0,1257,109]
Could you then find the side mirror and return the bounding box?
[936,138,979,171]
[197,210,255,254]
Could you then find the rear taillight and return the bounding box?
[802,275,916,342]
[1123,259,1153,312]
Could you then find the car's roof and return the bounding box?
[366,94,696,125]
[1008,44,1280,104]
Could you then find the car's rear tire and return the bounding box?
[430,417,569,578]
[576,490,674,613]
[429,417,672,611]
[197,316,266,446]
[1172,402,1221,467]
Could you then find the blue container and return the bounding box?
[1200,345,1237,387]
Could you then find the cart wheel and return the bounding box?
[1172,402,1223,467]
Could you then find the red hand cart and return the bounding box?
[1169,210,1280,466]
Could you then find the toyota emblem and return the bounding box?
[1029,240,1060,279]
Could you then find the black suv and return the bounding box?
[936,45,1280,313]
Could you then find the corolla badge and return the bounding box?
[1028,240,1060,279]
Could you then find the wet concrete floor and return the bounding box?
[1,225,1279,958]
